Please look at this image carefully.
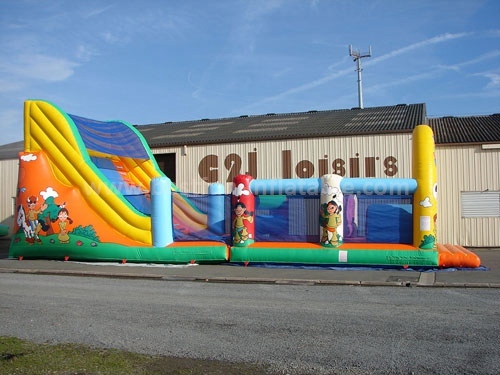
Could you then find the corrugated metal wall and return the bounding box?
[0,159,19,234]
[154,136,500,247]
[152,133,413,194]
[436,145,500,247]
[2,136,498,247]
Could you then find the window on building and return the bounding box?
[461,191,500,217]
[154,153,176,184]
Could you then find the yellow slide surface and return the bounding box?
[24,100,162,245]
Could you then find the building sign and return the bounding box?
[198,150,398,183]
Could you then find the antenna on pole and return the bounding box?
[349,45,372,109]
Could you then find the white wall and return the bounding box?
[0,158,19,235]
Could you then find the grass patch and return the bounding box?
[0,336,271,374]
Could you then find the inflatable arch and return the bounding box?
[9,100,480,268]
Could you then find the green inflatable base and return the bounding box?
[230,242,439,267]
[8,234,229,264]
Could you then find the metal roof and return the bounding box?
[429,114,500,145]
[1,104,500,160]
[137,103,427,147]
[0,140,23,161]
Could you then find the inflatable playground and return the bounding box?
[9,100,481,268]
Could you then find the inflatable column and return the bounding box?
[320,174,344,247]
[232,174,255,247]
[208,183,225,235]
[151,177,173,247]
[412,125,438,249]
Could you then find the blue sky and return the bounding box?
[1,0,499,145]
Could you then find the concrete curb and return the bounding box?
[2,267,500,288]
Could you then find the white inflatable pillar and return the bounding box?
[320,174,344,247]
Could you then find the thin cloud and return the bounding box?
[484,29,500,38]
[437,88,500,101]
[0,109,22,141]
[437,50,500,71]
[478,73,500,88]
[83,5,115,18]
[244,0,284,20]
[366,71,437,93]
[75,44,99,61]
[233,0,285,54]
[366,32,470,66]
[0,78,24,93]
[247,32,471,109]
[435,50,500,89]
[2,54,78,82]
[101,31,123,45]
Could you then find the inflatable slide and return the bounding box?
[9,100,228,263]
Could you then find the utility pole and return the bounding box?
[349,45,372,109]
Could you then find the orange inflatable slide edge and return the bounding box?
[438,244,481,268]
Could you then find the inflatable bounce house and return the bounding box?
[9,100,481,268]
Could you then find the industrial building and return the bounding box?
[1,102,499,247]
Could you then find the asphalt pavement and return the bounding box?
[1,237,499,288]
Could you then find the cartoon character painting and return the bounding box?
[320,174,344,247]
[232,202,253,244]
[16,205,33,243]
[54,206,73,244]
[15,185,75,246]
[11,150,106,257]
[231,174,255,246]
[25,195,48,243]
[320,200,343,246]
